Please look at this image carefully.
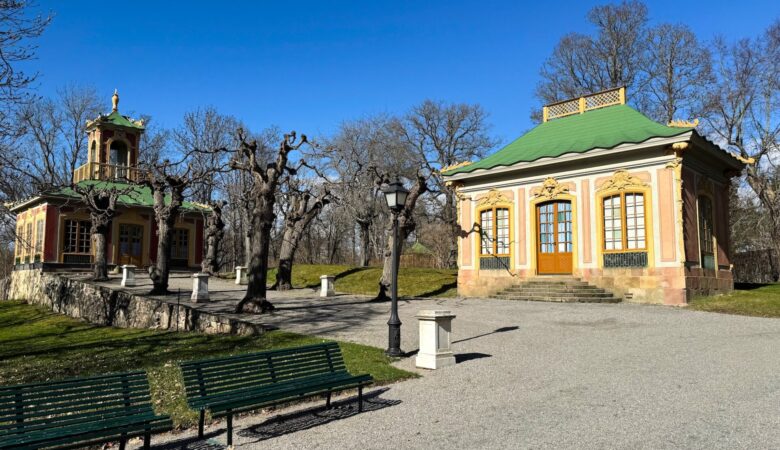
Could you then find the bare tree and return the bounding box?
[376,173,428,301]
[273,184,330,290]
[392,100,496,268]
[0,1,51,138]
[703,21,780,261]
[642,23,713,123]
[72,183,134,280]
[174,107,237,203]
[231,130,309,313]
[535,1,649,107]
[201,200,225,275]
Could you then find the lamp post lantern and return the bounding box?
[382,178,409,357]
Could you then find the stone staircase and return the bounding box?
[491,277,621,303]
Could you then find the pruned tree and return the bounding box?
[375,172,429,301]
[72,182,135,280]
[142,160,189,294]
[138,141,225,294]
[273,184,330,290]
[392,100,496,268]
[201,200,226,275]
[231,130,310,313]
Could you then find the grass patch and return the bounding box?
[265,264,458,298]
[689,283,780,318]
[0,301,416,427]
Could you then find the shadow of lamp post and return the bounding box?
[382,177,409,357]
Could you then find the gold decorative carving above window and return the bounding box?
[531,177,570,200]
[477,189,511,207]
[597,170,648,192]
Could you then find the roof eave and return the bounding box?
[443,132,693,183]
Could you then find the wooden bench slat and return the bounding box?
[0,403,156,431]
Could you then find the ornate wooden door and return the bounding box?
[536,201,573,274]
[118,224,143,266]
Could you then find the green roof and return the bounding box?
[444,104,692,175]
[90,111,145,130]
[46,180,209,213]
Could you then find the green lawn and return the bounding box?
[264,264,458,298]
[689,283,780,318]
[0,301,416,427]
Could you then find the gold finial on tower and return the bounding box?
[112,89,119,112]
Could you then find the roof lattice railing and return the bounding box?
[543,87,626,122]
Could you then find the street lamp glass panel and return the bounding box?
[383,180,409,210]
[384,191,397,209]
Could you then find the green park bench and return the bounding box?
[180,342,373,446]
[0,371,172,450]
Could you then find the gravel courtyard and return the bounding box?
[148,290,780,449]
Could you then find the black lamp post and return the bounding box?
[382,178,409,357]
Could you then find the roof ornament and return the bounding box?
[112,89,119,112]
[667,118,698,128]
[440,161,472,173]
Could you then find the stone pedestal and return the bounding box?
[191,273,210,302]
[235,266,248,285]
[120,265,136,287]
[415,310,456,369]
[320,275,335,297]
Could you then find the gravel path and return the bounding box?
[136,287,780,449]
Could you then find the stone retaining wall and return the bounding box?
[5,269,267,335]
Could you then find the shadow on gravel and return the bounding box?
[236,388,399,444]
[452,325,520,344]
[455,352,492,364]
[150,430,224,449]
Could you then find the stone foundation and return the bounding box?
[457,265,734,306]
[684,267,734,300]
[6,269,267,335]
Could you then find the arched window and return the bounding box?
[698,196,715,269]
[90,140,96,162]
[602,192,646,251]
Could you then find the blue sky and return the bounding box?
[29,1,780,147]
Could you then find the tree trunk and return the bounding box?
[235,200,275,313]
[92,229,108,281]
[275,226,297,291]
[150,218,174,295]
[358,220,371,267]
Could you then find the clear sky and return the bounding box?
[28,0,780,147]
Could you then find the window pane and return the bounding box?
[480,210,493,255]
[603,196,623,250]
[625,193,645,250]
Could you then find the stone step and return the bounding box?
[491,295,620,303]
[522,280,590,287]
[498,290,612,298]
[503,287,608,294]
